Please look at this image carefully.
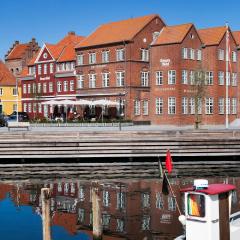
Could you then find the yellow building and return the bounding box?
[0,61,22,115]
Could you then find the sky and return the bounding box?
[1,0,240,59]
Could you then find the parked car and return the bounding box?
[0,114,8,127]
[9,112,29,122]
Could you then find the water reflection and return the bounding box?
[0,177,239,240]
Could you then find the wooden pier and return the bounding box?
[0,129,240,159]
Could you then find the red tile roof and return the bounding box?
[198,26,227,46]
[6,44,28,60]
[0,60,16,86]
[233,31,240,46]
[152,23,193,46]
[76,14,163,48]
[58,32,84,46]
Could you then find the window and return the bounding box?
[77,54,84,65]
[143,100,149,115]
[102,50,109,63]
[43,83,47,93]
[182,97,188,114]
[49,82,53,93]
[218,49,225,60]
[187,194,205,217]
[168,97,176,114]
[226,72,231,86]
[38,103,42,113]
[66,62,71,71]
[116,71,125,87]
[102,214,111,229]
[117,192,126,210]
[197,98,202,114]
[141,192,150,208]
[205,71,214,85]
[78,208,85,223]
[197,49,202,61]
[232,98,237,114]
[141,49,149,61]
[218,71,224,85]
[190,48,195,60]
[205,97,214,115]
[33,83,36,94]
[23,103,27,112]
[232,51,237,62]
[70,80,74,91]
[156,98,163,115]
[116,219,124,232]
[79,186,85,201]
[33,103,37,113]
[38,64,42,75]
[168,70,176,84]
[50,63,54,73]
[134,100,141,115]
[13,104,17,112]
[190,71,195,85]
[182,70,188,84]
[64,183,69,194]
[43,105,48,117]
[28,103,32,113]
[218,98,224,114]
[226,98,230,114]
[116,49,125,61]
[156,71,163,85]
[102,72,110,87]
[57,81,62,92]
[63,81,68,92]
[44,64,47,74]
[13,88,18,96]
[23,85,26,94]
[232,73,237,86]
[182,48,188,59]
[142,215,150,230]
[89,52,96,64]
[89,74,96,88]
[77,75,84,89]
[168,196,176,211]
[141,72,149,86]
[57,182,62,192]
[156,192,164,209]
[103,190,110,207]
[37,83,41,94]
[189,98,195,114]
[28,66,36,75]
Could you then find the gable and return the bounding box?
[35,45,54,63]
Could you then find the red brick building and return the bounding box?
[150,23,239,126]
[75,14,165,122]
[5,38,39,77]
[19,32,84,120]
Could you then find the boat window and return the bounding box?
[187,194,205,217]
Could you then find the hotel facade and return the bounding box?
[19,14,240,127]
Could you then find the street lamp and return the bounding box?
[118,93,125,131]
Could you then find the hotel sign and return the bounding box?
[40,76,50,80]
[160,59,171,66]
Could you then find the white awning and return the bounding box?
[92,99,119,106]
[74,99,93,106]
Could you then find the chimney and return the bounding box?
[68,31,75,35]
[15,40,19,45]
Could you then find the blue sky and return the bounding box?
[1,0,240,59]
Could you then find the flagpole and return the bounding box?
[225,22,229,129]
[164,170,182,216]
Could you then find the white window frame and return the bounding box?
[232,51,237,62]
[116,71,125,87]
[43,83,47,93]
[205,71,214,85]
[116,49,125,61]
[197,49,202,61]
[189,98,195,114]
[38,64,42,75]
[89,74,96,88]
[70,80,74,91]
[218,71,224,85]
[49,82,53,93]
[102,50,110,63]
[143,100,149,116]
[89,52,96,64]
[77,54,84,65]
[205,97,214,115]
[232,73,237,86]
[168,70,176,85]
[182,70,188,84]
[57,81,62,92]
[156,98,163,115]
[63,81,68,92]
[218,49,225,61]
[218,97,224,114]
[156,71,163,85]
[168,97,176,115]
[141,49,149,61]
[50,63,54,73]
[232,98,237,114]
[44,64,47,74]
[141,72,149,87]
[77,75,84,89]
[182,97,188,114]
[102,72,110,87]
[134,100,141,116]
[182,48,188,59]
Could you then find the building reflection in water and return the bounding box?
[0,177,239,240]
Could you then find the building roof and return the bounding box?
[152,23,193,46]
[76,14,163,49]
[198,26,227,46]
[6,43,29,60]
[58,32,84,46]
[233,31,240,46]
[0,60,16,86]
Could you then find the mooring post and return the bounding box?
[92,182,102,240]
[41,188,51,240]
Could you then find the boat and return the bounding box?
[174,179,240,240]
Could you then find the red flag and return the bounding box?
[165,150,173,174]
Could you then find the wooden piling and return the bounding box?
[41,188,51,240]
[92,183,102,240]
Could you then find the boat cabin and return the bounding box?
[180,179,236,240]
